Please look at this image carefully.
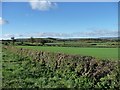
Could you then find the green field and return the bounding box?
[17,46,118,60]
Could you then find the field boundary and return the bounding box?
[3,46,118,81]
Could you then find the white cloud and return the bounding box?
[29,0,57,11]
[0,17,9,25]
[84,29,118,37]
[3,34,14,37]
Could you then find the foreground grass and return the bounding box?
[17,46,118,60]
[2,49,94,88]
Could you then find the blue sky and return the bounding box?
[1,1,118,39]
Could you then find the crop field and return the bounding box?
[17,46,118,60]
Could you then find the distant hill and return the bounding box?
[99,37,119,40]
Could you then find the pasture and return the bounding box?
[17,46,118,60]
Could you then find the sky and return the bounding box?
[0,1,118,39]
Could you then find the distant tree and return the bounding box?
[11,37,15,45]
[30,37,35,44]
[21,41,24,45]
[40,39,46,46]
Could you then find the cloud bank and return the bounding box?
[2,30,118,40]
[29,0,57,11]
[0,17,9,25]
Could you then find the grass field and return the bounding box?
[17,46,118,60]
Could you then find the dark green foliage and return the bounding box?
[11,37,16,45]
[2,37,119,48]
[30,37,35,44]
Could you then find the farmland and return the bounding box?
[2,37,120,89]
[17,46,118,60]
[2,46,120,88]
[2,2,120,89]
